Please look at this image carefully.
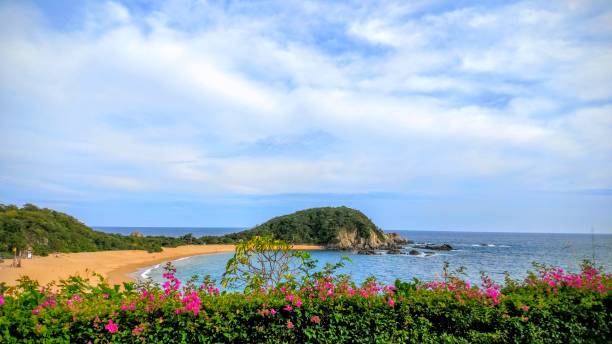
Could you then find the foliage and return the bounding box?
[205,206,384,245]
[221,236,314,292]
[0,258,610,343]
[0,204,198,256]
[1,204,386,257]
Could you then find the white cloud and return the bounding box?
[0,0,611,200]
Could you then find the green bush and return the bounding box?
[0,261,609,343]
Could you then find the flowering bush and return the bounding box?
[0,259,609,343]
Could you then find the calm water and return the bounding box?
[118,229,612,287]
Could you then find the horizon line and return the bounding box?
[92,225,612,235]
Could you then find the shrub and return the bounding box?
[0,259,609,343]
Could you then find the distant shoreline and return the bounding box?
[0,244,324,286]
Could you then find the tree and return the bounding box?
[221,236,311,292]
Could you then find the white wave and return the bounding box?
[174,256,191,262]
[140,263,160,279]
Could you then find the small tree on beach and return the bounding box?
[221,236,312,292]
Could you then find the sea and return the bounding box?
[94,227,612,287]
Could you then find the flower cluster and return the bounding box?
[530,265,610,293]
[32,294,58,315]
[180,291,202,316]
[417,274,502,305]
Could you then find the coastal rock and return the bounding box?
[331,228,388,251]
[387,247,401,254]
[408,249,420,256]
[385,233,414,245]
[357,249,377,255]
[413,243,453,251]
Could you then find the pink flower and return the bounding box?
[0,294,4,306]
[132,325,144,335]
[295,299,303,308]
[105,319,118,334]
[270,308,277,315]
[102,294,109,299]
[283,304,293,312]
[31,308,40,315]
[521,305,529,312]
[310,315,321,324]
[388,298,395,307]
[287,320,294,329]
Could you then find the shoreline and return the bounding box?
[0,244,324,287]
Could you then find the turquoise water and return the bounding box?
[137,231,612,287]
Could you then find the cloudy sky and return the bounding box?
[1,0,611,232]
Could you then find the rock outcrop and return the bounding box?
[130,231,144,238]
[413,243,453,251]
[385,233,414,245]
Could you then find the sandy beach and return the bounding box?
[0,244,324,287]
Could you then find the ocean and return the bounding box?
[95,227,612,287]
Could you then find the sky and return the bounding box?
[0,0,611,233]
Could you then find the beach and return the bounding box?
[0,244,324,286]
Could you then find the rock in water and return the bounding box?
[413,243,453,251]
[408,249,420,255]
[357,249,377,255]
[387,247,401,254]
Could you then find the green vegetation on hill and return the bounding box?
[201,207,385,246]
[0,204,386,255]
[0,204,191,256]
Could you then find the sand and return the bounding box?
[0,244,324,287]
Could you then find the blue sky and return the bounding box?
[1,0,611,233]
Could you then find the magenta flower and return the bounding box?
[283,304,293,312]
[270,308,277,315]
[105,319,118,334]
[295,299,303,308]
[388,298,395,307]
[132,325,144,335]
[521,305,529,312]
[0,294,4,306]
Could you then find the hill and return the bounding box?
[0,204,188,256]
[205,206,406,250]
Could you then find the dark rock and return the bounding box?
[413,243,453,251]
[408,249,420,256]
[387,248,401,254]
[357,249,377,255]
